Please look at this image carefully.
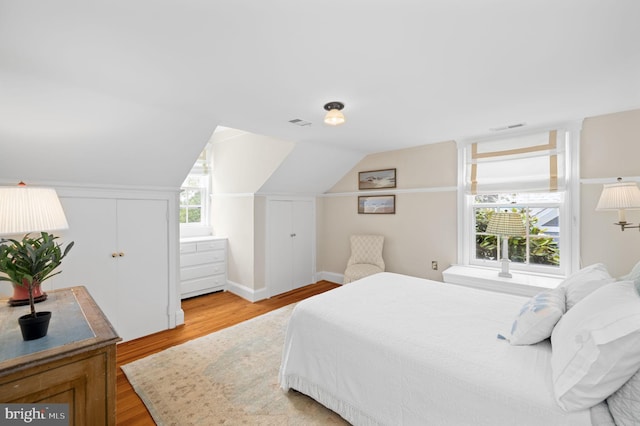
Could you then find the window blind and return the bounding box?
[466,130,565,194]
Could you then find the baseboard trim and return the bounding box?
[317,271,344,284]
[227,274,343,303]
[226,280,268,302]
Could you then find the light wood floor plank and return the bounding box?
[116,281,340,425]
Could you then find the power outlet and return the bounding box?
[431,261,438,271]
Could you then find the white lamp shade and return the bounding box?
[596,181,640,211]
[486,211,526,237]
[324,108,345,126]
[0,185,69,235]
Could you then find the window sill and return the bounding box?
[442,265,564,297]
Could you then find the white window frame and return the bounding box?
[469,195,566,276]
[180,144,213,237]
[457,124,580,278]
[180,180,209,226]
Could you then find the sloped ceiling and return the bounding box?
[0,1,639,191]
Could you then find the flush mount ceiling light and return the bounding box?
[323,101,345,126]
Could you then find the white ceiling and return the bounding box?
[0,0,639,190]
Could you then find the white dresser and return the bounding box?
[180,236,227,299]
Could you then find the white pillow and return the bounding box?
[559,263,613,310]
[564,277,616,310]
[619,260,640,282]
[508,286,566,345]
[551,281,640,411]
[607,368,640,426]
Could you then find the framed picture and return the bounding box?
[358,168,396,190]
[358,195,396,214]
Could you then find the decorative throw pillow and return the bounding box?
[508,286,566,345]
[551,281,640,411]
[559,263,612,310]
[607,368,640,426]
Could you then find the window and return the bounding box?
[180,145,211,230]
[462,129,574,276]
[180,175,207,225]
[473,193,562,272]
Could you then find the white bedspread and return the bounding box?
[279,272,602,426]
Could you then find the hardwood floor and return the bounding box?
[115,281,340,425]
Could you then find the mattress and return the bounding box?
[279,272,611,425]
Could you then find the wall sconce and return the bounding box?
[486,211,527,278]
[323,101,345,126]
[596,177,640,231]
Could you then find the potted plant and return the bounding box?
[0,232,74,340]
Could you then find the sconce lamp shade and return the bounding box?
[323,101,346,126]
[596,181,640,211]
[0,184,69,235]
[486,211,526,237]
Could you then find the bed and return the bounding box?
[279,272,628,426]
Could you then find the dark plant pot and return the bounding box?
[18,311,52,341]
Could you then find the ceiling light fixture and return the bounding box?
[323,101,345,126]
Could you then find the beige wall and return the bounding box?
[580,108,640,277]
[318,141,458,281]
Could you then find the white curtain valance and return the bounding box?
[189,144,212,175]
[466,130,566,194]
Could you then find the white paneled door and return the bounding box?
[50,197,169,341]
[268,198,315,297]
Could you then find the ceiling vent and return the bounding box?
[490,123,526,131]
[289,119,312,127]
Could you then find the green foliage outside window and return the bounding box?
[179,189,203,224]
[475,208,560,267]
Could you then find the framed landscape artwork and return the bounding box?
[358,168,396,190]
[358,195,395,214]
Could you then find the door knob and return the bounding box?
[111,253,118,258]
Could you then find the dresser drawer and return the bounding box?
[181,250,225,267]
[180,243,197,254]
[197,240,226,252]
[180,263,226,281]
[181,275,226,295]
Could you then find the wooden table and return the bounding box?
[0,286,121,425]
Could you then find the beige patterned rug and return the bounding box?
[121,304,348,425]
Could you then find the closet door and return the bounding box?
[50,197,169,341]
[268,200,295,297]
[291,200,314,289]
[115,199,169,340]
[50,197,119,328]
[267,198,315,297]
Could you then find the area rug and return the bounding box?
[121,304,348,425]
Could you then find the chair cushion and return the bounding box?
[343,264,384,283]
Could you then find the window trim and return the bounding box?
[456,124,580,278]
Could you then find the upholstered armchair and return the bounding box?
[343,235,385,284]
